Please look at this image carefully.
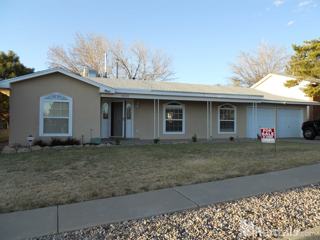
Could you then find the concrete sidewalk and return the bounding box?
[1,164,320,240]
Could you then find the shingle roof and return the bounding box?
[90,77,317,104]
[91,78,260,95]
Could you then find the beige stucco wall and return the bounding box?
[133,100,248,140]
[133,99,155,139]
[133,100,307,140]
[9,73,100,145]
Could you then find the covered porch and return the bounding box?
[99,96,310,141]
[99,96,251,141]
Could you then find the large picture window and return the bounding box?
[40,93,72,136]
[218,104,236,133]
[163,102,184,134]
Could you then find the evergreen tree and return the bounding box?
[0,50,34,129]
[0,50,34,80]
[286,39,320,97]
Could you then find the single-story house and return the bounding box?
[0,68,318,145]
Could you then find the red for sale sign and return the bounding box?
[260,128,276,143]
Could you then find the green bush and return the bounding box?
[33,139,48,147]
[153,138,160,144]
[64,138,80,145]
[115,138,121,145]
[50,138,80,146]
[192,134,197,142]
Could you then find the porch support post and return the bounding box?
[252,102,255,138]
[123,100,126,139]
[209,101,212,139]
[157,99,160,138]
[256,102,258,137]
[207,101,210,139]
[275,104,278,138]
[153,99,156,139]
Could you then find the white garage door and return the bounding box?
[277,109,303,138]
[247,107,276,138]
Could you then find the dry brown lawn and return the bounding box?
[1,141,320,213]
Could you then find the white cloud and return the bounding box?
[273,0,285,6]
[298,0,313,7]
[287,20,295,26]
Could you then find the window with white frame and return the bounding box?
[218,104,236,133]
[164,102,184,134]
[40,93,72,136]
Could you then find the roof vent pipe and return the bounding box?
[82,67,88,77]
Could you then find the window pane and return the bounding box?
[166,108,183,120]
[126,103,132,120]
[220,109,234,120]
[166,120,183,132]
[44,102,69,117]
[61,103,69,116]
[220,121,235,132]
[44,118,69,134]
[102,103,109,119]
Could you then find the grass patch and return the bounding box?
[283,226,320,239]
[0,141,320,213]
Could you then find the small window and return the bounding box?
[40,93,72,136]
[126,103,132,120]
[163,102,184,134]
[218,104,236,133]
[102,102,109,119]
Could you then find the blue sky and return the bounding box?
[1,0,319,85]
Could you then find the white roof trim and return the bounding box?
[0,68,115,93]
[111,88,264,100]
[101,93,320,105]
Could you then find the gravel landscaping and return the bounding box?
[33,184,320,240]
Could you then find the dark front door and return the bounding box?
[111,102,123,137]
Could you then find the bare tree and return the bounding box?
[229,42,290,86]
[48,33,174,81]
[48,33,111,77]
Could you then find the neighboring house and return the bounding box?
[0,68,318,145]
[251,73,320,120]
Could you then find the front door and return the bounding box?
[101,102,110,138]
[125,101,133,138]
[111,102,123,137]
